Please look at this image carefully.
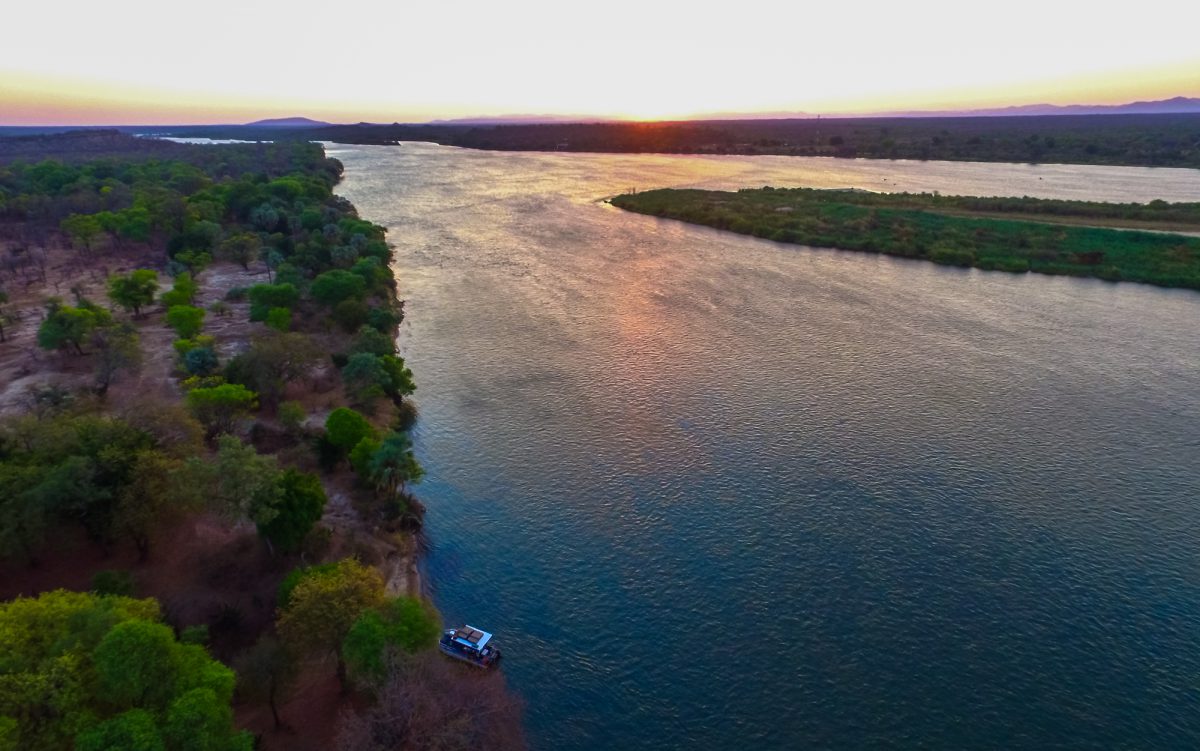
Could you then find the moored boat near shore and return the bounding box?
[439,625,502,668]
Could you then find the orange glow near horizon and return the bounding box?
[1,0,1198,126]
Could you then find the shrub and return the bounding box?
[265,306,291,332]
[248,283,298,321]
[184,347,220,377]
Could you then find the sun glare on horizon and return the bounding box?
[1,0,1198,124]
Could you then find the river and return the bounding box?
[333,143,1200,750]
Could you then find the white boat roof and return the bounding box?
[451,625,492,650]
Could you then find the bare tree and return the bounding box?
[336,654,526,751]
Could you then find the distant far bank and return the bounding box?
[3,110,1200,170]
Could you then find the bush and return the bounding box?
[161,273,198,308]
[278,401,306,435]
[248,283,298,321]
[265,306,291,332]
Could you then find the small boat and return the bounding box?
[439,625,502,668]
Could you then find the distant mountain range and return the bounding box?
[403,96,1200,125]
[880,96,1200,118]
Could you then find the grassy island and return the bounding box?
[612,188,1200,290]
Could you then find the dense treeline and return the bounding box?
[147,113,1200,169]
[613,188,1200,289]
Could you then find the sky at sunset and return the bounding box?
[2,0,1198,125]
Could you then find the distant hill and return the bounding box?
[243,116,330,128]
[878,96,1200,118]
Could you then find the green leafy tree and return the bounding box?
[108,270,159,317]
[257,469,327,554]
[310,270,366,306]
[75,709,164,751]
[343,597,441,685]
[166,305,205,339]
[324,407,375,455]
[185,384,257,436]
[61,213,104,252]
[0,590,249,751]
[216,233,260,270]
[379,355,416,399]
[191,435,281,525]
[37,299,107,355]
[277,559,385,689]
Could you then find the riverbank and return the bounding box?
[612,187,1200,290]
[0,134,524,749]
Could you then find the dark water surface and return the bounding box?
[334,144,1200,750]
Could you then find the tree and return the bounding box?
[114,450,194,560]
[235,637,297,730]
[257,469,327,553]
[277,558,385,689]
[108,269,159,317]
[379,355,416,399]
[216,232,260,270]
[185,384,257,436]
[37,299,107,354]
[0,591,250,751]
[311,270,366,306]
[92,322,142,396]
[223,333,321,408]
[343,597,440,686]
[75,709,164,751]
[61,213,104,252]
[324,407,375,454]
[335,654,526,751]
[263,249,284,283]
[93,619,181,708]
[193,434,281,525]
[341,353,390,405]
[166,305,205,338]
[367,431,424,500]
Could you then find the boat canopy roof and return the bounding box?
[450,625,492,651]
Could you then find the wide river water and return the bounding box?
[334,144,1200,750]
